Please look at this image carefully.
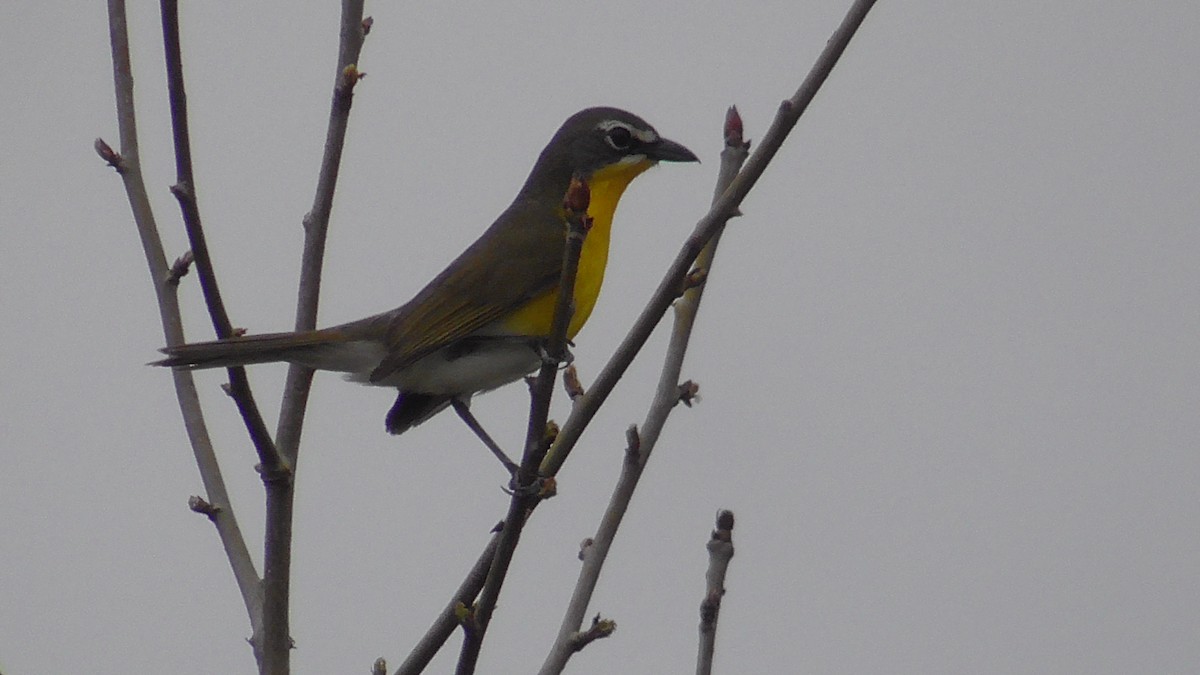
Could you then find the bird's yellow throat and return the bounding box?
[502,158,655,338]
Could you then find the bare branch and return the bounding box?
[697,510,736,675]
[456,175,592,674]
[103,0,262,655]
[259,3,369,673]
[394,528,502,675]
[159,0,283,476]
[274,8,369,468]
[540,0,881,478]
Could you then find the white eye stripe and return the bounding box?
[596,119,659,143]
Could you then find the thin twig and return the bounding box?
[102,0,263,657]
[260,3,368,673]
[540,0,880,479]
[275,12,368,465]
[159,0,283,476]
[394,529,503,675]
[455,177,592,674]
[538,105,751,675]
[697,510,735,675]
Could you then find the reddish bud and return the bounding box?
[563,174,591,214]
[724,105,744,146]
[94,137,124,172]
[715,509,735,533]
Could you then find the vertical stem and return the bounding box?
[260,4,367,674]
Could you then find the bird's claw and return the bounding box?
[537,340,575,369]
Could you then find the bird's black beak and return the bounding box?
[648,137,700,163]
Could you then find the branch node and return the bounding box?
[569,614,616,652]
[93,137,125,173]
[700,588,722,629]
[361,16,374,36]
[624,424,641,463]
[255,461,294,485]
[454,602,478,635]
[563,364,586,400]
[681,267,708,295]
[168,180,192,200]
[188,495,220,519]
[166,250,195,286]
[577,537,595,561]
[543,420,560,450]
[677,380,701,408]
[371,657,386,675]
[341,63,365,89]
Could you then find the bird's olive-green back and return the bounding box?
[365,198,566,382]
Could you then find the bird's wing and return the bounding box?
[367,199,566,382]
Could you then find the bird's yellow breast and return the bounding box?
[502,158,655,338]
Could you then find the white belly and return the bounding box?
[335,339,540,395]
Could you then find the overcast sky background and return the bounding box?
[2,2,1198,674]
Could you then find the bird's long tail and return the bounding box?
[153,329,351,370]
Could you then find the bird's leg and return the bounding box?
[451,398,518,477]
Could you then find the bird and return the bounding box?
[156,106,698,434]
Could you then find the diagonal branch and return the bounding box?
[455,176,592,674]
[393,528,502,675]
[101,0,262,652]
[540,1,880,669]
[540,0,881,478]
[159,0,282,475]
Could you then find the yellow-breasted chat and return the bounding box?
[156,107,698,434]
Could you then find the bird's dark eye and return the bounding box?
[605,126,633,151]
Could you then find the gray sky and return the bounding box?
[2,2,1198,673]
